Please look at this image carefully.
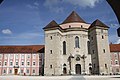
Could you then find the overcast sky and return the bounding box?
[0,0,119,45]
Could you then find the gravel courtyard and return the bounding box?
[0,75,120,80]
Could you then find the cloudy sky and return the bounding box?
[0,0,119,45]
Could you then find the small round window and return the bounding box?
[76,57,80,61]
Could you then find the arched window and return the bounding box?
[87,41,90,54]
[75,36,79,48]
[105,64,107,69]
[63,41,66,55]
[63,67,67,74]
[63,63,66,66]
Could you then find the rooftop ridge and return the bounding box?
[43,20,60,29]
[62,11,86,24]
[89,19,109,29]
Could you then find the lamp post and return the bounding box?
[68,54,74,75]
[81,54,87,74]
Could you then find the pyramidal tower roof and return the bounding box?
[89,19,109,29]
[43,20,60,29]
[62,11,86,24]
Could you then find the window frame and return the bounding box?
[63,41,66,55]
[50,65,52,69]
[75,36,80,48]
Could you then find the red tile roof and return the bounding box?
[43,20,60,29]
[0,45,44,53]
[89,19,109,29]
[62,11,86,24]
[110,44,120,52]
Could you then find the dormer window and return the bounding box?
[69,25,71,28]
[81,25,83,28]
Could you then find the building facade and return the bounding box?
[43,11,112,75]
[0,45,44,75]
[0,11,119,76]
[110,44,120,74]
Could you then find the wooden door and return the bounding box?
[75,64,81,74]
[14,69,18,75]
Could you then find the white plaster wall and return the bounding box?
[44,24,92,75]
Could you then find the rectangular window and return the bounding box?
[50,36,52,40]
[21,70,23,73]
[89,63,92,66]
[50,65,52,69]
[105,64,107,69]
[91,37,93,40]
[50,50,52,54]
[3,70,6,73]
[0,62,1,65]
[9,70,12,73]
[103,49,105,53]
[27,55,30,58]
[92,50,95,54]
[0,54,2,59]
[93,64,95,68]
[10,54,13,59]
[4,62,7,66]
[33,70,35,73]
[63,41,66,55]
[16,54,18,59]
[33,54,36,59]
[5,54,8,59]
[33,62,35,65]
[114,53,117,58]
[101,29,103,33]
[10,62,13,66]
[22,62,24,65]
[27,69,29,73]
[116,69,119,72]
[21,55,24,59]
[27,62,30,65]
[16,62,18,65]
[102,35,104,39]
[115,61,118,64]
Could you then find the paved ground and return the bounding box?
[0,75,120,80]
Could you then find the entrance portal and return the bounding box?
[89,67,92,74]
[63,67,67,74]
[14,69,18,75]
[75,64,81,74]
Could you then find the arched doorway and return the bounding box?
[89,67,92,74]
[63,67,67,74]
[14,69,18,75]
[75,64,81,74]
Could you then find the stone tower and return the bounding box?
[88,19,112,74]
[43,20,62,75]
